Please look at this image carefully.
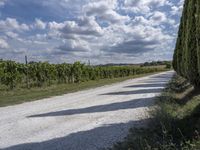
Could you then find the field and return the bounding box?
[0,72,161,107]
[0,60,169,107]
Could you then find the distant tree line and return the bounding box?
[0,60,166,90]
[173,0,200,88]
[141,61,172,68]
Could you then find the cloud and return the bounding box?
[170,1,184,16]
[0,18,29,32]
[104,20,173,56]
[34,18,46,30]
[0,0,184,64]
[49,16,103,38]
[148,11,176,26]
[0,39,9,48]
[0,0,6,6]
[56,39,90,54]
[47,0,177,61]
[124,0,168,14]
[108,39,158,55]
[84,1,130,24]
[150,11,167,23]
[5,31,18,39]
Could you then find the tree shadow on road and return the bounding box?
[100,88,163,96]
[150,73,173,79]
[28,97,154,118]
[3,119,151,150]
[124,83,166,88]
[121,72,173,92]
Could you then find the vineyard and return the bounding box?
[0,60,167,90]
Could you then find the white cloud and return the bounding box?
[48,16,103,39]
[149,11,168,25]
[0,0,184,64]
[84,1,130,24]
[124,0,168,14]
[0,0,6,6]
[0,39,9,48]
[45,0,177,61]
[5,32,18,39]
[34,18,46,30]
[57,39,91,54]
[0,18,29,32]
[170,4,183,16]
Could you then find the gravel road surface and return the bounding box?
[0,71,174,150]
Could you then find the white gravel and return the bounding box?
[0,71,174,150]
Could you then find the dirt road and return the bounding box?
[0,71,174,150]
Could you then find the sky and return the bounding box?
[0,0,184,64]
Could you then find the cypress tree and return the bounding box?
[173,18,183,75]
[181,0,189,78]
[187,0,199,87]
[196,0,200,83]
[173,0,200,88]
[173,0,189,77]
[172,45,178,71]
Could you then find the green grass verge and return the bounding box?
[111,74,200,150]
[0,72,165,107]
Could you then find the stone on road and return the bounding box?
[0,71,174,150]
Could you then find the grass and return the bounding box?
[0,71,165,107]
[111,74,200,150]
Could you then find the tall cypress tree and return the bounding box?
[181,0,189,78]
[173,0,200,88]
[187,0,199,87]
[197,0,200,80]
[173,0,189,77]
[173,17,182,74]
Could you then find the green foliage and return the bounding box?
[197,0,200,76]
[111,74,200,150]
[0,61,22,89]
[141,61,171,67]
[72,62,83,83]
[173,0,200,87]
[165,63,172,69]
[187,0,199,86]
[0,60,166,90]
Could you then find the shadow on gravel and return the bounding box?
[101,72,172,96]
[101,88,163,96]
[150,73,173,79]
[131,73,173,85]
[124,83,166,88]
[28,97,154,117]
[3,119,151,150]
[144,79,170,83]
[28,73,171,118]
